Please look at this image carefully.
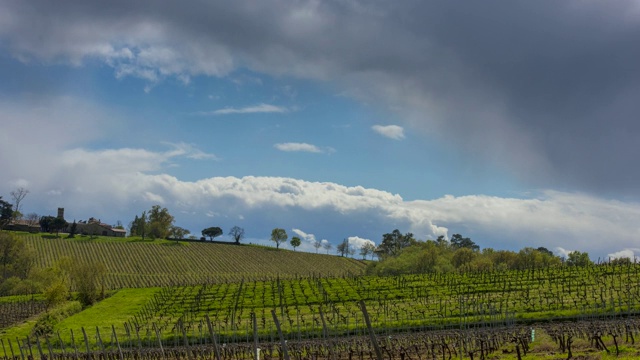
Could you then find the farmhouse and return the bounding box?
[4,219,40,233]
[73,217,127,237]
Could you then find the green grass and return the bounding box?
[57,288,159,331]
[0,319,38,347]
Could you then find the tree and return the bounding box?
[67,220,78,238]
[0,197,12,229]
[313,240,322,253]
[515,247,560,269]
[536,247,554,257]
[40,257,73,307]
[290,236,301,251]
[566,251,592,267]
[202,227,223,241]
[337,238,352,257]
[10,187,29,218]
[323,241,333,254]
[129,212,148,240]
[70,260,106,306]
[452,248,477,268]
[270,228,287,249]
[0,232,34,281]
[359,242,376,260]
[376,230,416,258]
[39,216,56,233]
[51,217,68,237]
[169,226,190,240]
[436,235,449,248]
[25,213,39,227]
[450,234,479,251]
[148,205,174,239]
[228,226,245,244]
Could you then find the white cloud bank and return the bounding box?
[372,125,405,140]
[348,236,375,251]
[2,142,639,259]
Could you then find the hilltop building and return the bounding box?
[4,219,40,233]
[73,217,126,237]
[5,207,127,237]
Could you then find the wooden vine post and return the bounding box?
[205,315,221,360]
[114,324,124,360]
[56,332,66,356]
[96,326,106,359]
[70,329,79,358]
[359,300,383,360]
[34,336,43,360]
[271,309,290,360]
[180,322,194,360]
[81,327,92,360]
[252,312,260,360]
[16,338,25,360]
[318,306,336,360]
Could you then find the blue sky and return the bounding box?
[1,1,640,259]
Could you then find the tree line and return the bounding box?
[367,229,596,275]
[2,189,603,272]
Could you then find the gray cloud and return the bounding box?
[1,1,639,196]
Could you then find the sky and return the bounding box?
[1,1,640,260]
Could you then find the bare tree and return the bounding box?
[25,213,39,227]
[313,240,322,253]
[359,242,376,260]
[228,226,245,244]
[323,241,333,255]
[337,239,350,257]
[10,187,29,219]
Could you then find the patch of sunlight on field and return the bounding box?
[56,288,159,331]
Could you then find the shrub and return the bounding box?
[71,261,106,306]
[31,301,82,337]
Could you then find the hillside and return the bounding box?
[19,234,366,288]
[5,261,640,359]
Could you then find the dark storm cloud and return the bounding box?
[1,0,639,195]
[405,2,640,195]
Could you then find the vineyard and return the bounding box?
[79,262,640,345]
[19,234,366,288]
[4,233,640,358]
[0,295,46,329]
[3,262,640,358]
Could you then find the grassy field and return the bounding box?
[18,233,367,287]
